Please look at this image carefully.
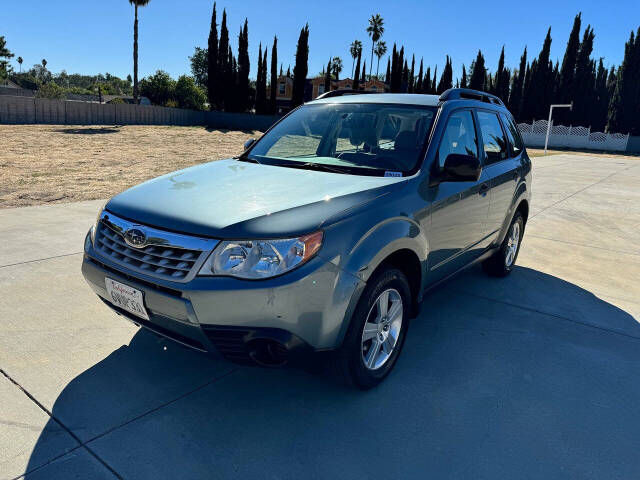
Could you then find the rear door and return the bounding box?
[427,109,491,281]
[475,110,521,242]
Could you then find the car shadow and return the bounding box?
[24,266,640,479]
[54,127,121,135]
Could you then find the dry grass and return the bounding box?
[0,125,259,209]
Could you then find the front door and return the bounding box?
[426,109,491,282]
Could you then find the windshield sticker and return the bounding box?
[384,171,402,177]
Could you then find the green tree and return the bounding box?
[385,58,390,85]
[416,58,424,92]
[374,41,387,78]
[0,36,14,81]
[331,56,343,80]
[175,75,206,110]
[436,55,453,94]
[324,58,331,93]
[189,47,208,90]
[270,36,278,113]
[139,70,175,106]
[423,66,431,93]
[291,23,309,108]
[17,56,23,73]
[255,43,267,113]
[508,47,527,119]
[557,13,582,113]
[207,2,219,109]
[468,50,486,90]
[608,28,640,134]
[408,54,415,92]
[218,8,231,110]
[460,64,467,88]
[366,14,384,79]
[36,82,65,99]
[591,58,609,130]
[523,27,553,121]
[237,19,250,112]
[494,46,510,101]
[349,39,363,78]
[571,25,595,125]
[352,49,362,90]
[129,0,151,102]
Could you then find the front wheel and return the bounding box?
[329,267,411,389]
[483,211,524,277]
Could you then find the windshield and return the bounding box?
[245,103,436,176]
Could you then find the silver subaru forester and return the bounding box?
[82,89,531,389]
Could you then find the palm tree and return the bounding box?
[349,40,362,79]
[331,57,343,81]
[17,56,23,72]
[41,58,47,69]
[373,41,387,78]
[129,0,151,102]
[366,14,384,80]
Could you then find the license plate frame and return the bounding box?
[105,277,150,321]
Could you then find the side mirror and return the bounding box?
[243,138,256,150]
[442,153,482,182]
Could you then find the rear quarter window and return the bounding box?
[477,110,508,165]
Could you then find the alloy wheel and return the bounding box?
[361,288,403,371]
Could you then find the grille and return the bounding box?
[96,223,204,281]
[201,326,253,364]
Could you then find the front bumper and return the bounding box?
[82,235,364,364]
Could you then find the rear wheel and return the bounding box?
[329,267,411,389]
[483,211,524,277]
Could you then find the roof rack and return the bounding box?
[439,88,504,106]
[315,89,379,100]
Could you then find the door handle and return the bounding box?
[479,183,489,196]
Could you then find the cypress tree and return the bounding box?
[385,58,391,85]
[218,9,230,110]
[557,13,582,111]
[255,43,264,112]
[353,49,362,90]
[508,47,527,119]
[207,2,219,109]
[521,60,535,121]
[460,64,467,88]
[401,59,409,92]
[408,54,415,93]
[469,50,486,90]
[390,44,400,92]
[270,36,277,113]
[416,58,424,93]
[237,19,250,112]
[423,66,431,93]
[532,28,554,120]
[431,65,437,93]
[324,58,331,93]
[571,25,595,125]
[361,60,367,85]
[494,46,509,101]
[436,55,453,94]
[608,28,640,134]
[591,58,609,131]
[291,24,309,107]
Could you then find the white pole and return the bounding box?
[544,103,573,156]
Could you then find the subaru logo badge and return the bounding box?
[124,228,147,248]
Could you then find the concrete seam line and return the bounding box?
[0,251,83,269]
[525,234,640,257]
[0,368,124,480]
[81,367,240,447]
[454,290,640,342]
[530,162,639,219]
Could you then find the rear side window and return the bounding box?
[500,113,524,156]
[437,110,478,168]
[477,111,508,164]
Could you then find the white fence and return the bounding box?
[517,120,630,152]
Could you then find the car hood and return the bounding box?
[106,159,406,238]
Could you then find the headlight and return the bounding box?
[90,203,106,246]
[198,231,323,279]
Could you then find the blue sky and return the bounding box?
[2,0,639,81]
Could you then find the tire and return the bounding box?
[482,211,524,277]
[328,267,411,389]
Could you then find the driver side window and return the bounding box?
[437,110,478,168]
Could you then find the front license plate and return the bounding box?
[105,278,149,320]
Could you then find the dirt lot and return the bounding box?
[1,124,635,209]
[0,125,259,209]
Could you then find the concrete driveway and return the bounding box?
[1,154,639,479]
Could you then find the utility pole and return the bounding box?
[544,103,573,155]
